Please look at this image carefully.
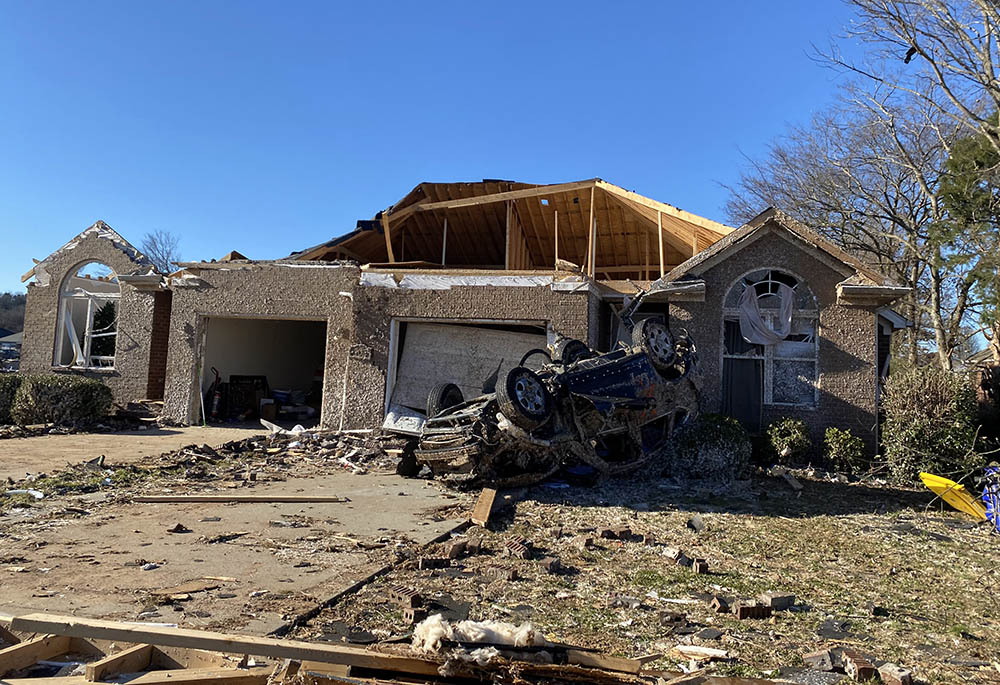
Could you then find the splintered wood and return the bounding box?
[0,613,782,685]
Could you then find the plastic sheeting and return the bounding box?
[738,283,794,346]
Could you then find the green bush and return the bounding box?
[766,417,811,464]
[663,413,751,482]
[10,375,112,426]
[824,427,865,474]
[0,374,24,424]
[882,366,982,484]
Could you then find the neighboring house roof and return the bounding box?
[286,179,733,279]
[967,347,996,366]
[0,327,12,339]
[21,220,156,286]
[0,331,22,345]
[662,207,910,305]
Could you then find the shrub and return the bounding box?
[662,413,751,483]
[0,374,24,424]
[824,427,865,474]
[766,417,811,464]
[10,375,112,426]
[882,366,982,484]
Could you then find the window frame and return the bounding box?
[721,268,820,409]
[53,265,120,370]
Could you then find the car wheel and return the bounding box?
[632,318,676,372]
[497,366,552,430]
[426,382,465,418]
[553,338,594,365]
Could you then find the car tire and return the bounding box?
[632,318,676,372]
[426,382,465,418]
[553,338,594,365]
[497,366,552,431]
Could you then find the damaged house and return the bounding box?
[18,179,908,453]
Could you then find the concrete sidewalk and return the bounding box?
[0,424,266,481]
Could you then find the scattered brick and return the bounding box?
[803,649,834,672]
[466,538,484,555]
[483,567,518,581]
[610,525,632,540]
[640,533,656,546]
[842,649,877,681]
[504,538,531,560]
[759,591,795,610]
[573,535,594,550]
[597,527,617,539]
[692,558,709,574]
[878,663,913,685]
[385,586,422,609]
[445,538,468,559]
[708,595,730,613]
[538,556,561,574]
[675,552,693,568]
[417,557,451,570]
[733,602,772,620]
[403,607,427,624]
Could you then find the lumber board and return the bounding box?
[0,634,71,676]
[134,495,348,503]
[470,488,497,526]
[566,649,641,675]
[389,180,598,221]
[9,615,442,678]
[3,668,272,685]
[151,645,232,670]
[380,211,395,263]
[85,644,152,681]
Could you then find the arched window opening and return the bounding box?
[722,270,818,426]
[54,262,120,368]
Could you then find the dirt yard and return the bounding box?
[1,428,998,684]
[0,424,266,482]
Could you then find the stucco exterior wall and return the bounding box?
[161,263,359,427]
[20,234,156,406]
[670,227,880,454]
[343,280,592,429]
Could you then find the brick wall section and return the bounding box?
[161,263,359,426]
[20,235,155,406]
[145,290,173,400]
[670,226,880,455]
[344,281,592,429]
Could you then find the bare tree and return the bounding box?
[829,1,1000,151]
[723,87,983,369]
[141,229,181,274]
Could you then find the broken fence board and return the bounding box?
[9,615,442,678]
[566,649,641,675]
[85,644,153,681]
[0,634,72,677]
[470,488,497,526]
[134,495,348,504]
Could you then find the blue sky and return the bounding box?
[0,1,861,293]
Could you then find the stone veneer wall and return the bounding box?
[20,234,155,407]
[670,225,880,454]
[161,263,359,427]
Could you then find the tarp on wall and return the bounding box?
[390,322,546,412]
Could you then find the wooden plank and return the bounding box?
[470,487,497,526]
[566,649,641,675]
[657,211,665,277]
[440,216,447,265]
[504,201,511,269]
[388,180,597,221]
[85,644,153,681]
[380,211,395,264]
[151,645,232,670]
[134,495,348,503]
[0,634,71,677]
[553,210,559,265]
[5,668,273,685]
[9,615,443,678]
[586,186,595,277]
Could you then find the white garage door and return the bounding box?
[390,322,547,412]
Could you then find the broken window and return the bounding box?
[53,262,119,369]
[722,270,818,408]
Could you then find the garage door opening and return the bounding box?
[201,317,326,427]
[385,320,547,432]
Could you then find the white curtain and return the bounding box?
[738,283,794,346]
